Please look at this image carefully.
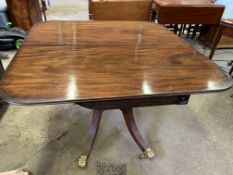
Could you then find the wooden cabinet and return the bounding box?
[6,0,42,31]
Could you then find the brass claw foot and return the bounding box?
[77,155,87,168]
[139,148,155,159]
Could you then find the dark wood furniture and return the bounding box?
[209,19,233,75]
[201,0,233,48]
[89,0,153,21]
[154,0,225,24]
[0,21,232,168]
[154,0,224,38]
[6,0,43,31]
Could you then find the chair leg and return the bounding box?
[182,24,186,34]
[187,24,191,38]
[179,24,184,36]
[151,10,157,22]
[192,24,199,38]
[174,24,178,34]
[120,108,154,159]
[209,26,223,59]
[77,109,103,168]
[229,65,233,75]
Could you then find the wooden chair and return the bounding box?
[209,19,233,75]
[89,0,154,21]
[155,4,225,25]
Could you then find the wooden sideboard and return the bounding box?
[200,0,233,48]
[6,0,43,31]
[154,0,225,25]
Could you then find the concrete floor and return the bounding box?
[0,0,233,174]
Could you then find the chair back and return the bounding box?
[89,0,153,21]
[156,4,225,24]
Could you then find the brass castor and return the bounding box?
[139,148,155,159]
[77,155,87,168]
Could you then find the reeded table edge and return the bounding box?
[0,75,232,106]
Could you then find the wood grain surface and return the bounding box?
[89,0,153,21]
[0,21,232,105]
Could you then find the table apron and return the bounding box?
[77,95,190,110]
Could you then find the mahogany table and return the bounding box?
[0,21,232,168]
[154,0,225,24]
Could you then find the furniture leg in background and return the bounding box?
[41,0,47,21]
[209,20,233,75]
[229,66,233,75]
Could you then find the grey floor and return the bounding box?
[0,0,233,174]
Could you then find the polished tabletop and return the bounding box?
[0,21,232,104]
